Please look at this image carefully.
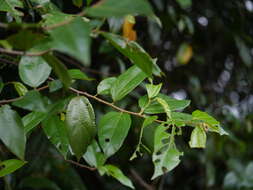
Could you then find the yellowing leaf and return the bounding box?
[123,15,137,41]
[176,43,193,64]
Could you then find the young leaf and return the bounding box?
[49,17,91,66]
[98,112,131,157]
[99,165,134,189]
[139,94,190,114]
[12,90,48,112]
[83,140,106,167]
[111,65,146,101]
[192,110,228,135]
[152,125,183,179]
[66,96,96,160]
[102,32,154,76]
[189,126,206,148]
[42,115,69,158]
[12,82,28,96]
[86,0,153,18]
[42,54,72,89]
[97,77,116,95]
[0,159,26,177]
[156,97,171,119]
[146,83,162,98]
[19,56,51,88]
[68,69,94,81]
[22,112,47,134]
[0,105,26,160]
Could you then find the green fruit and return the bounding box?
[66,96,96,160]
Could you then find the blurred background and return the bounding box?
[0,0,253,189]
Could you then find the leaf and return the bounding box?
[86,0,153,18]
[0,105,26,159]
[176,43,193,64]
[168,112,192,127]
[0,78,3,94]
[72,0,83,7]
[42,115,69,158]
[22,112,47,134]
[19,56,51,88]
[99,165,134,189]
[41,11,74,27]
[97,77,116,95]
[98,112,131,157]
[49,17,91,66]
[139,94,190,114]
[102,32,154,76]
[12,82,28,96]
[130,116,157,160]
[49,80,63,92]
[0,0,24,18]
[111,65,146,101]
[156,97,171,118]
[12,90,48,112]
[176,0,192,9]
[146,83,162,98]
[192,110,228,135]
[83,140,106,167]
[0,159,26,177]
[42,54,72,89]
[152,125,183,179]
[123,15,137,41]
[66,96,96,160]
[189,126,206,148]
[68,69,94,81]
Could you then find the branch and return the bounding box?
[66,159,96,171]
[0,48,50,56]
[130,168,155,190]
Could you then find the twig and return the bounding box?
[0,58,18,65]
[66,159,96,171]
[0,47,50,56]
[130,168,155,190]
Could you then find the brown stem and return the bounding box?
[130,168,155,190]
[66,159,96,171]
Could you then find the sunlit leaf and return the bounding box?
[189,126,206,148]
[0,159,26,177]
[97,77,116,95]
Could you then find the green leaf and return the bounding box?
[19,56,51,88]
[146,83,162,98]
[152,125,183,179]
[98,112,131,157]
[68,69,94,81]
[49,80,63,92]
[66,96,96,160]
[73,0,83,7]
[168,112,192,127]
[42,115,69,158]
[130,116,157,160]
[0,105,26,159]
[86,0,153,17]
[22,112,47,134]
[49,17,91,66]
[99,165,134,189]
[189,126,206,148]
[97,77,116,95]
[156,97,171,119]
[102,32,155,76]
[111,65,146,101]
[12,82,28,96]
[42,54,72,89]
[83,140,106,167]
[12,90,48,112]
[0,159,26,177]
[41,11,74,27]
[139,94,190,114]
[176,0,192,9]
[0,0,24,18]
[192,110,228,135]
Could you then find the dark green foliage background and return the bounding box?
[0,0,253,189]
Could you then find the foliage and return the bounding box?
[1,0,252,189]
